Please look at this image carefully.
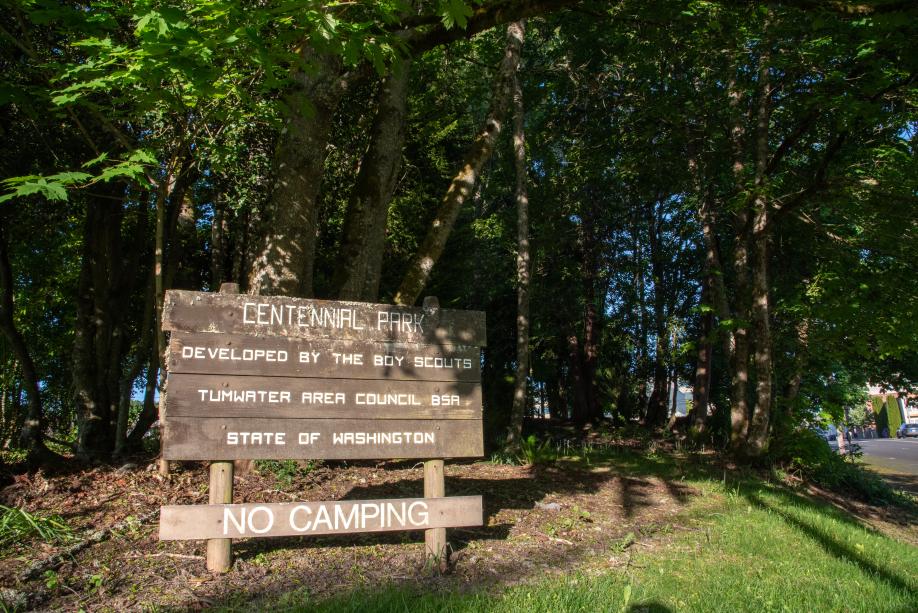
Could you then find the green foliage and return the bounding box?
[886,396,904,434]
[487,449,522,466]
[770,429,896,503]
[254,460,320,489]
[517,435,557,466]
[874,395,904,436]
[0,505,75,549]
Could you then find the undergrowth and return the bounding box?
[0,504,75,549]
[770,428,902,504]
[254,459,321,489]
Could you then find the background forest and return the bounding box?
[1,0,916,466]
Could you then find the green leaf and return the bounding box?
[82,153,110,168]
[47,172,92,184]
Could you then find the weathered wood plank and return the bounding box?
[165,374,481,420]
[163,418,484,460]
[160,496,483,540]
[162,290,487,346]
[168,333,481,381]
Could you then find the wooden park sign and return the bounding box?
[157,286,486,573]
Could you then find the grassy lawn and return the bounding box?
[256,453,918,613]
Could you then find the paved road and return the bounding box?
[854,438,918,476]
[836,438,918,494]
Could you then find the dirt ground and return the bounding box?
[1,446,913,612]
[0,448,706,612]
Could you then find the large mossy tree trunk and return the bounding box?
[726,75,752,452]
[332,59,412,302]
[746,50,774,456]
[249,53,348,298]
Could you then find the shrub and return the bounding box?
[518,435,557,466]
[255,460,320,489]
[770,429,895,503]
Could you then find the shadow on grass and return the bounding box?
[743,489,914,598]
[867,470,918,496]
[628,603,673,613]
[194,450,700,611]
[231,451,697,562]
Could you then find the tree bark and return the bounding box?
[249,52,349,297]
[507,70,531,448]
[73,193,129,460]
[746,48,774,456]
[633,222,649,418]
[125,345,160,451]
[566,332,590,425]
[727,75,751,453]
[580,201,602,423]
[114,272,154,457]
[394,21,525,306]
[211,194,226,288]
[0,225,54,462]
[692,281,714,431]
[646,201,669,427]
[332,59,412,301]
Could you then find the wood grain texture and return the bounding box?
[162,290,486,346]
[206,461,233,572]
[424,459,447,569]
[165,374,481,420]
[162,417,484,460]
[168,333,481,381]
[159,496,483,540]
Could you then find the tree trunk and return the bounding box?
[0,225,54,463]
[394,21,525,306]
[211,194,226,288]
[669,360,679,422]
[646,201,669,427]
[114,273,154,457]
[691,280,714,431]
[580,202,602,423]
[333,59,412,301]
[782,319,809,407]
[73,193,129,460]
[566,332,590,425]
[746,50,774,456]
[507,69,531,448]
[125,345,160,451]
[727,74,751,453]
[633,224,649,418]
[249,53,351,298]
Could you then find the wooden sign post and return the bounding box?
[157,289,485,574]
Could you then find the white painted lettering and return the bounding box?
[247,506,275,534]
[334,504,360,530]
[224,507,246,535]
[298,432,321,445]
[408,501,429,526]
[313,505,332,531]
[289,505,312,531]
[360,503,380,529]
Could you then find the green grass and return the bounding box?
[0,504,75,549]
[231,452,918,613]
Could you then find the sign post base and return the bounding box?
[424,458,447,574]
[206,460,234,573]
